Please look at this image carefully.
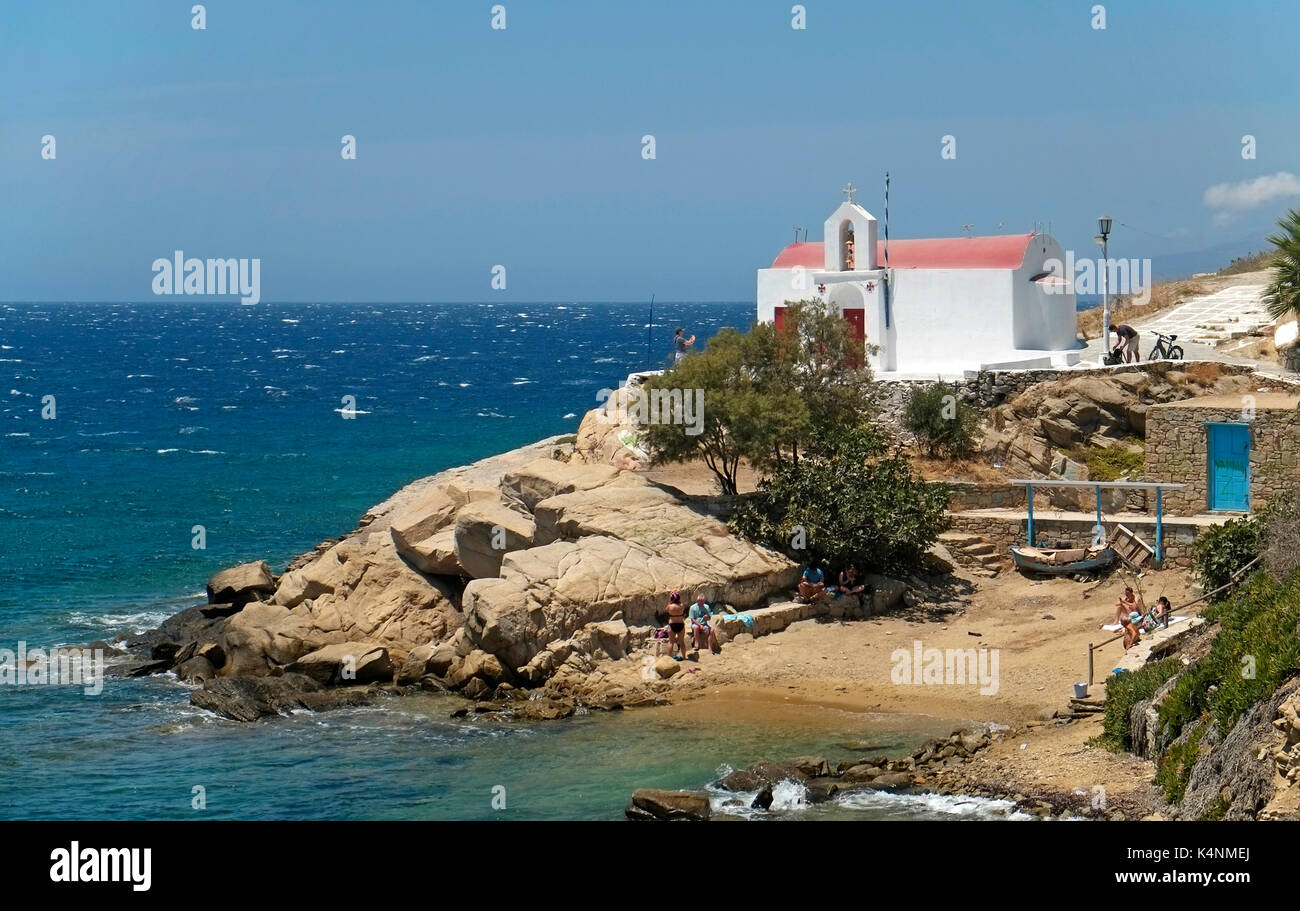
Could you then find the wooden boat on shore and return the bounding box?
[1011,544,1117,576]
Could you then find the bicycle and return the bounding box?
[1147,332,1184,361]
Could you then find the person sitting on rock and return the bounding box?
[665,591,688,660]
[798,565,827,604]
[689,594,719,655]
[838,565,867,614]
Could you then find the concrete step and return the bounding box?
[938,532,983,548]
[964,542,998,557]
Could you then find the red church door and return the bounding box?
[842,308,865,367]
[773,306,787,333]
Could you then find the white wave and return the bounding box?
[833,789,1032,820]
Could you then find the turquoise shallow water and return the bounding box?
[0,301,1017,820]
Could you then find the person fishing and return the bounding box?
[673,328,695,364]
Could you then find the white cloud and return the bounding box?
[1203,171,1300,213]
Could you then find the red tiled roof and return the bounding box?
[770,234,1036,271]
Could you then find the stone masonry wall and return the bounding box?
[1146,404,1300,515]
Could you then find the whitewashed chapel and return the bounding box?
[757,191,1082,375]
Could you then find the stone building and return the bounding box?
[1145,392,1300,515]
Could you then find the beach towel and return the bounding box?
[731,613,754,629]
[1101,616,1189,633]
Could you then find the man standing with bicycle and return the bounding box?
[1110,323,1141,363]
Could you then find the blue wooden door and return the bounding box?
[1207,423,1250,511]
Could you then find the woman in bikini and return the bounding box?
[665,591,687,660]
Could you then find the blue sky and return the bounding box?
[1,0,1296,302]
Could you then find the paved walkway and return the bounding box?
[1134,282,1272,347]
[1079,280,1289,375]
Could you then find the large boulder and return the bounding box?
[286,642,393,685]
[443,649,509,690]
[190,673,374,722]
[453,501,536,579]
[463,530,796,673]
[389,482,500,575]
[395,641,457,684]
[863,574,907,615]
[572,387,652,471]
[500,458,621,512]
[206,561,276,609]
[532,484,683,545]
[625,789,711,821]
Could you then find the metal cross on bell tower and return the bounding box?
[841,182,858,204]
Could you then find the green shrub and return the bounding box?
[1086,446,1144,481]
[902,382,981,459]
[730,426,950,575]
[1190,516,1262,595]
[1155,723,1207,804]
[1098,657,1182,752]
[1159,570,1300,739]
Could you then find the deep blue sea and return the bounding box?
[0,301,1014,820]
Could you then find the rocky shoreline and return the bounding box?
[628,717,1158,822]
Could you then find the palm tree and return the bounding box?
[1262,208,1300,321]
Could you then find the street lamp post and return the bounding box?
[1097,215,1113,364]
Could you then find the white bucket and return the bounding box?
[1073,682,1089,699]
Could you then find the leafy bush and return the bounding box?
[1159,570,1300,738]
[1099,657,1182,752]
[730,426,950,575]
[1155,723,1207,804]
[1086,446,1144,482]
[902,382,981,458]
[1190,516,1262,595]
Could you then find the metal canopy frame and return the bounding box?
[1008,479,1188,564]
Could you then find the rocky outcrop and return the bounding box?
[130,427,805,721]
[1180,678,1300,820]
[980,366,1283,494]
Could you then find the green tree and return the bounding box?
[902,382,982,458]
[642,300,876,493]
[730,426,950,574]
[1262,208,1300,321]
